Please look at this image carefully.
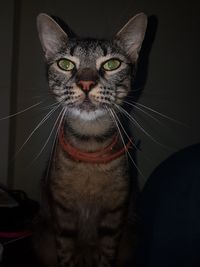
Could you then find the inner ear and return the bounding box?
[115,13,147,62]
[37,13,68,60]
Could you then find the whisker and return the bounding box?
[124,100,186,126]
[109,109,138,151]
[113,103,155,164]
[39,101,59,111]
[30,107,67,166]
[108,107,144,177]
[13,102,62,159]
[108,108,129,160]
[114,103,166,166]
[0,101,43,121]
[122,100,167,127]
[114,103,171,150]
[44,109,67,182]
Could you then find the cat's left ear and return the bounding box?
[115,13,147,62]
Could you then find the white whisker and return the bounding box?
[124,100,186,126]
[39,101,59,111]
[44,108,67,182]
[108,107,144,177]
[114,103,171,150]
[30,107,67,165]
[123,100,166,127]
[114,103,159,164]
[13,103,62,159]
[0,101,43,121]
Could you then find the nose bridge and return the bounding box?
[76,67,98,82]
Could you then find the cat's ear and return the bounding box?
[37,13,68,60]
[115,13,147,62]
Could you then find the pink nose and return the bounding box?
[77,80,95,91]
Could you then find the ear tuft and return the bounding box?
[115,13,147,62]
[37,13,68,60]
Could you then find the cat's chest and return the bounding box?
[48,148,130,204]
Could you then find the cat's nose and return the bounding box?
[77,80,96,92]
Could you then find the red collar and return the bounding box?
[58,127,132,164]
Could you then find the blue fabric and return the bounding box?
[136,143,200,267]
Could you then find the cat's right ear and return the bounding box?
[115,13,147,62]
[37,13,68,60]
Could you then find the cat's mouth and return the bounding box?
[78,98,97,112]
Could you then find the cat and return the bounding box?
[35,12,147,267]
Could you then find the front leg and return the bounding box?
[55,233,75,267]
[53,207,124,267]
[52,200,77,267]
[98,207,126,267]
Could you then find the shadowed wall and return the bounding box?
[0,0,200,199]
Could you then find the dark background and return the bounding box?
[0,0,200,200]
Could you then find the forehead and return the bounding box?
[66,38,119,60]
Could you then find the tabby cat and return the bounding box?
[36,12,147,267]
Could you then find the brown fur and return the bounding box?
[35,12,147,267]
[35,116,132,267]
[55,120,129,263]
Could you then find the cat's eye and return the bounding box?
[57,58,75,71]
[102,59,121,71]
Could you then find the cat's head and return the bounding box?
[37,13,147,121]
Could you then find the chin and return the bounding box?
[69,107,107,121]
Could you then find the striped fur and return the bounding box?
[36,13,147,267]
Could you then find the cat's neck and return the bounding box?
[62,115,116,152]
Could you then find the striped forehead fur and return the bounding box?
[49,38,127,62]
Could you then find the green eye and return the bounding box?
[103,59,121,71]
[57,58,75,71]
